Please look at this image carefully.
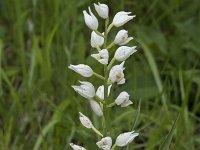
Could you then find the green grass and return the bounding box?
[0,0,200,149]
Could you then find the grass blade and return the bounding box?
[159,113,180,150]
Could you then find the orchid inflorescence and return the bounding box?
[69,2,139,150]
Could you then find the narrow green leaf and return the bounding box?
[159,114,180,150]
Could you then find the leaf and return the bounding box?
[159,114,180,150]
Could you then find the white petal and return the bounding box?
[68,64,93,77]
[89,100,103,116]
[70,143,86,150]
[121,100,133,107]
[79,112,93,128]
[96,137,112,150]
[115,131,139,147]
[113,11,136,27]
[83,7,98,30]
[114,46,137,61]
[94,3,109,19]
[91,31,104,48]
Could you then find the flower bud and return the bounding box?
[96,137,112,150]
[79,112,94,129]
[91,31,104,48]
[96,85,112,100]
[114,30,133,45]
[109,61,125,85]
[91,49,109,65]
[94,2,109,19]
[70,143,86,150]
[72,81,95,99]
[68,64,93,77]
[115,131,139,147]
[114,46,137,61]
[83,7,98,30]
[112,11,135,27]
[89,99,103,116]
[115,91,133,107]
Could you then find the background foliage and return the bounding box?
[0,0,199,149]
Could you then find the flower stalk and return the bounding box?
[69,3,139,149]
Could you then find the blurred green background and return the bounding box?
[0,0,200,149]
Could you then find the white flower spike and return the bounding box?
[114,29,133,45]
[91,31,104,48]
[89,99,103,116]
[68,64,93,77]
[96,137,112,150]
[70,143,86,150]
[94,2,109,19]
[96,85,112,100]
[115,91,133,107]
[83,7,98,30]
[115,131,139,147]
[91,49,109,65]
[112,11,136,27]
[79,112,94,129]
[114,46,137,61]
[109,61,125,84]
[72,81,95,99]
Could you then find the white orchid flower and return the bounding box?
[83,7,98,30]
[115,91,133,107]
[91,49,109,65]
[72,81,95,99]
[68,64,93,77]
[115,131,139,147]
[96,137,112,150]
[91,31,104,48]
[112,11,135,27]
[114,29,133,45]
[79,112,94,129]
[114,46,137,61]
[96,85,112,100]
[109,61,125,84]
[70,143,86,150]
[89,99,103,116]
[94,2,109,19]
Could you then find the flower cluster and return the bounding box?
[69,2,138,150]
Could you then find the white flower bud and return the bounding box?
[109,61,125,84]
[91,31,104,48]
[70,143,86,150]
[112,11,136,27]
[79,112,94,129]
[96,85,112,100]
[114,46,137,61]
[72,81,95,99]
[83,7,98,30]
[91,49,109,65]
[96,137,112,150]
[94,2,109,19]
[68,64,93,77]
[115,91,133,107]
[115,131,139,147]
[114,30,133,45]
[89,99,103,116]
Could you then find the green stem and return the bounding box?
[102,17,109,136]
[107,23,113,34]
[92,127,103,137]
[96,45,101,51]
[94,95,104,103]
[111,144,117,150]
[93,72,105,80]
[107,102,116,108]
[107,58,116,71]
[94,30,104,37]
[106,41,115,50]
